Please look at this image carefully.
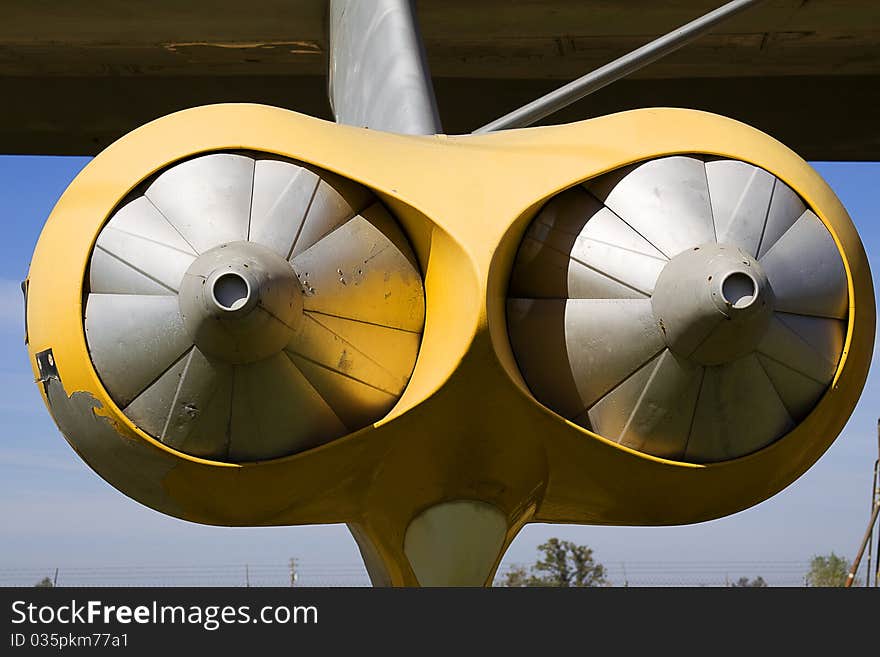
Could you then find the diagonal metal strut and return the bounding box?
[473,0,767,134]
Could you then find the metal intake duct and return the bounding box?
[507,155,848,463]
[84,152,425,462]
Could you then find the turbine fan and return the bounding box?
[507,155,848,463]
[84,152,425,462]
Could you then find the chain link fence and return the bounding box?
[0,563,370,588]
[2,557,876,587]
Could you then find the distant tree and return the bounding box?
[730,576,768,587]
[498,538,608,587]
[34,577,54,588]
[805,552,856,587]
[499,565,532,587]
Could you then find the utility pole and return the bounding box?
[874,418,880,587]
[844,418,880,588]
[289,558,298,587]
[866,418,879,586]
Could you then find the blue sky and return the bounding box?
[0,156,877,587]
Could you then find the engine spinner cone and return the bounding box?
[651,243,774,366]
[178,241,303,364]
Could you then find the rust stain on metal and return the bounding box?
[162,40,322,55]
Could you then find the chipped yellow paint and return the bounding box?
[26,104,875,586]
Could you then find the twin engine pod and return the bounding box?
[23,105,874,554]
[508,155,848,463]
[83,151,846,466]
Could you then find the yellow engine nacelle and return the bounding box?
[24,104,875,586]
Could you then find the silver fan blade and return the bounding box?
[287,352,398,432]
[552,188,667,259]
[228,352,347,461]
[576,352,661,434]
[287,312,419,396]
[123,347,194,440]
[103,196,198,254]
[776,312,845,366]
[124,347,234,460]
[587,349,703,460]
[510,187,665,298]
[757,314,840,384]
[249,159,321,258]
[587,155,715,258]
[756,180,806,258]
[756,353,828,421]
[145,153,254,253]
[293,205,424,332]
[289,168,373,259]
[760,210,848,319]
[565,298,666,409]
[89,247,177,296]
[85,294,192,406]
[565,229,665,297]
[705,159,775,256]
[508,236,647,300]
[507,299,589,419]
[159,348,234,458]
[92,203,197,294]
[686,354,794,463]
[507,298,665,417]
